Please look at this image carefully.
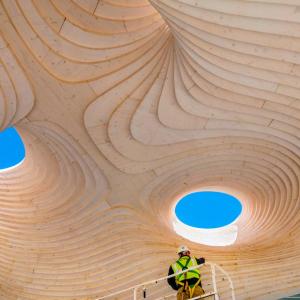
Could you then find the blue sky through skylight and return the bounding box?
[175,191,242,229]
[0,127,25,170]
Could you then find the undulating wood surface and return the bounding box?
[0,0,300,299]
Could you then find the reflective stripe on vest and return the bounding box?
[171,256,200,283]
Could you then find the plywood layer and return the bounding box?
[0,0,299,299]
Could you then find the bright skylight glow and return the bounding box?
[0,127,25,171]
[175,191,242,229]
[172,191,242,246]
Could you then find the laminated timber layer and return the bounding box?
[0,0,300,299]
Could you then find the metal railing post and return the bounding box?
[133,286,138,300]
[214,263,236,300]
[211,264,219,300]
[229,277,236,300]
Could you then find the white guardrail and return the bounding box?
[96,262,235,300]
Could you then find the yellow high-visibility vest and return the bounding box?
[171,256,200,284]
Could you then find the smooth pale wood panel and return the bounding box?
[0,35,34,130]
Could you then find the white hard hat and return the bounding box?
[177,245,190,254]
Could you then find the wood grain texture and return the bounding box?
[0,0,299,299]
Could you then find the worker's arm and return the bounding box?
[167,266,179,290]
[196,257,205,265]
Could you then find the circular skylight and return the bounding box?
[0,127,25,171]
[172,191,243,246]
[175,191,242,229]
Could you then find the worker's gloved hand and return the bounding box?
[197,257,205,264]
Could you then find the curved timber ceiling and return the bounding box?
[0,0,300,299]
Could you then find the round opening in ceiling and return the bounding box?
[0,127,25,171]
[172,191,242,246]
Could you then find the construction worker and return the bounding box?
[167,245,205,300]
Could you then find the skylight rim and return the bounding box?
[172,189,243,230]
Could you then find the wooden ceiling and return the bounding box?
[0,0,299,299]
